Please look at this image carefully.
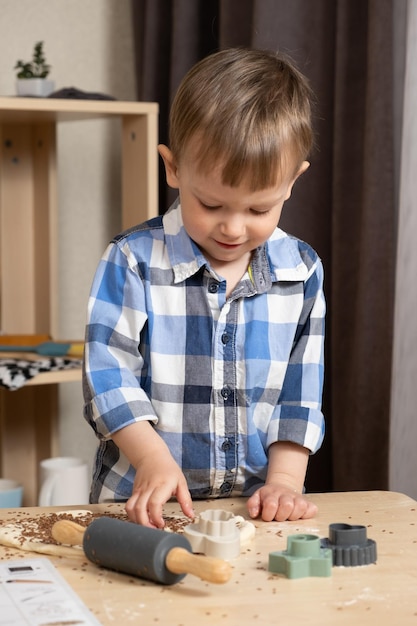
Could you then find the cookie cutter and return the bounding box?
[268,534,333,579]
[320,523,377,566]
[184,509,241,559]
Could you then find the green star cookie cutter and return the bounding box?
[269,533,332,579]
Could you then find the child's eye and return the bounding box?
[250,208,272,216]
[199,200,220,210]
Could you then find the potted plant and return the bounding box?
[14,41,55,97]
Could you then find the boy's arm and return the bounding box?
[248,252,325,522]
[246,441,318,521]
[112,421,194,528]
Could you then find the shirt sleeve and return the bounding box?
[82,240,157,440]
[266,254,326,454]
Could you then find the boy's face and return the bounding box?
[159,143,308,272]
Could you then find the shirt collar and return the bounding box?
[266,228,309,282]
[163,199,207,283]
[163,199,309,285]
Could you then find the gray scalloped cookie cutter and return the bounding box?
[320,523,377,566]
[184,509,241,559]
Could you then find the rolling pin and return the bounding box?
[52,517,232,586]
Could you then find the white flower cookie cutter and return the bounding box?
[184,509,255,560]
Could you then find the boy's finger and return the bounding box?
[147,494,168,529]
[247,491,261,519]
[301,501,318,519]
[176,483,195,519]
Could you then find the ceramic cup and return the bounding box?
[0,478,23,508]
[38,456,90,507]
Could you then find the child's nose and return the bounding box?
[219,216,245,238]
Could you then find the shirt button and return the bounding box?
[221,332,229,344]
[221,387,230,399]
[208,282,219,293]
[221,439,231,451]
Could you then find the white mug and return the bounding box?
[38,456,90,506]
[0,479,23,508]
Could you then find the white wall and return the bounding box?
[389,0,417,500]
[0,0,137,469]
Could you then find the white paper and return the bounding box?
[0,557,101,626]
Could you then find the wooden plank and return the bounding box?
[25,369,81,386]
[122,112,159,229]
[0,124,36,332]
[33,123,57,336]
[0,97,158,123]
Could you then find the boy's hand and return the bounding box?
[247,441,317,521]
[112,421,194,528]
[246,483,318,522]
[125,453,195,528]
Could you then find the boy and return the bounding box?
[83,48,325,528]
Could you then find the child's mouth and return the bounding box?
[215,240,242,249]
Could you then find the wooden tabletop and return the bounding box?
[0,491,416,625]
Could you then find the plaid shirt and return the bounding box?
[83,200,325,502]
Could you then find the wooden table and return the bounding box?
[0,491,416,625]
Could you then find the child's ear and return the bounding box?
[284,161,310,200]
[158,144,180,189]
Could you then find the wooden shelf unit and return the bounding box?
[0,97,159,504]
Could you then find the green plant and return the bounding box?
[14,41,51,79]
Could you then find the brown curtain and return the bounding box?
[131,0,397,493]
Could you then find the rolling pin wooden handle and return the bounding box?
[52,520,85,546]
[166,547,232,584]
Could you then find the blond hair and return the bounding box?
[169,48,314,190]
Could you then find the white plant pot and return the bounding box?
[16,78,55,97]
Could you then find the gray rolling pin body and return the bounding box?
[83,516,192,585]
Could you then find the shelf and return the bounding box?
[25,368,81,386]
[0,96,158,123]
[0,352,82,387]
[0,98,159,505]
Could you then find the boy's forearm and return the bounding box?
[266,441,310,493]
[112,420,172,469]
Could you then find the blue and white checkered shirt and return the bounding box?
[83,200,325,503]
